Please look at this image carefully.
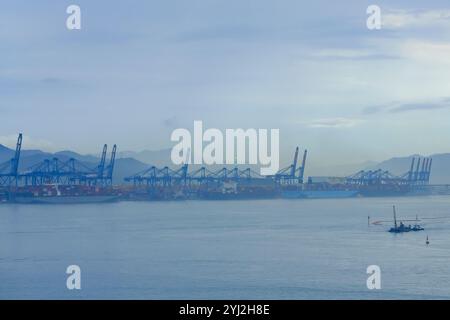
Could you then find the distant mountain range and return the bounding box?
[118,149,172,167]
[1,144,449,184]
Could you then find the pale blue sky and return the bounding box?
[1,0,450,168]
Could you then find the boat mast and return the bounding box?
[393,205,397,228]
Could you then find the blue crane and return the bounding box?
[0,133,22,187]
[346,156,432,186]
[97,144,108,180]
[273,147,307,184]
[104,144,116,186]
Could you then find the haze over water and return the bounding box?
[1,196,450,299]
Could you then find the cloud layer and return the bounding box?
[0,1,449,163]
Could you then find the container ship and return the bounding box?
[126,185,188,201]
[11,184,120,204]
[197,180,279,200]
[13,195,118,204]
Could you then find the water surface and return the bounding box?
[1,196,450,299]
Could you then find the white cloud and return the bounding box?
[306,118,364,128]
[314,49,373,59]
[399,40,450,65]
[364,37,450,66]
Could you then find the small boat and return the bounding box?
[410,214,425,231]
[412,225,425,231]
[388,206,424,233]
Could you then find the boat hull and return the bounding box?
[13,195,119,204]
[282,190,359,199]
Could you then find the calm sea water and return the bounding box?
[1,196,450,299]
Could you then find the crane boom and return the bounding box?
[98,144,108,178]
[299,149,307,183]
[290,147,299,177]
[107,144,117,180]
[11,133,22,176]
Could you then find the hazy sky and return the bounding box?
[1,0,450,168]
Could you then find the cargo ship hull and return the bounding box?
[198,191,278,200]
[282,190,359,199]
[13,195,119,204]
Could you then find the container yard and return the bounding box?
[0,134,442,203]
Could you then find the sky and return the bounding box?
[1,0,450,168]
